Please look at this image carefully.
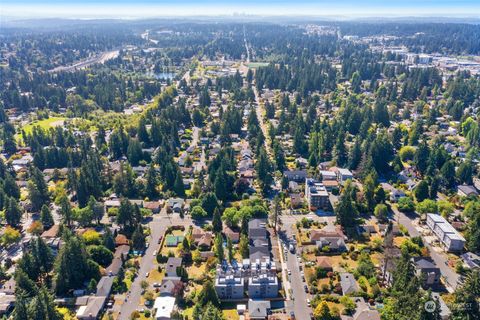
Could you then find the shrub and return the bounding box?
[398,196,415,212]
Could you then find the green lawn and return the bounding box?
[20,117,67,136]
[246,62,269,68]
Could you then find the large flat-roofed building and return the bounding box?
[248,272,278,298]
[215,265,245,299]
[426,214,465,252]
[305,178,329,210]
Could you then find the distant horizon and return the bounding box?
[1,0,480,19]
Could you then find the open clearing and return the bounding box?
[21,117,67,136]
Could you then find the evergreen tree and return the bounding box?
[335,180,358,229]
[363,174,376,213]
[226,237,233,263]
[126,138,143,166]
[212,208,222,233]
[31,236,54,276]
[415,142,430,175]
[197,279,220,307]
[173,170,185,197]
[214,233,224,263]
[28,167,49,211]
[370,130,393,175]
[333,131,348,167]
[103,227,116,251]
[255,147,273,194]
[201,302,224,320]
[58,193,72,226]
[373,99,390,127]
[54,234,92,295]
[415,180,430,202]
[348,138,362,170]
[201,192,218,216]
[15,269,38,297]
[440,160,456,189]
[239,234,249,258]
[13,292,29,320]
[145,164,158,198]
[132,225,146,251]
[451,270,480,320]
[5,197,22,227]
[40,205,54,229]
[419,291,442,320]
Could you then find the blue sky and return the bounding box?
[2,0,480,18]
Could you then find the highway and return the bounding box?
[49,50,119,73]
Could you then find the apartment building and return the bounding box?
[426,214,465,252]
[305,178,330,210]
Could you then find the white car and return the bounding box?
[145,272,149,278]
[307,299,311,307]
[287,269,291,275]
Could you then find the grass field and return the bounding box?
[246,62,269,68]
[20,117,67,136]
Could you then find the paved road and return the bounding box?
[281,216,312,320]
[243,25,250,63]
[191,126,200,147]
[118,214,193,319]
[49,50,119,73]
[392,205,459,292]
[252,86,272,157]
[276,236,291,301]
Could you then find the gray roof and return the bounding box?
[248,300,271,319]
[76,296,107,319]
[249,246,270,262]
[248,219,267,239]
[96,276,114,297]
[316,237,346,251]
[413,257,439,271]
[458,185,479,196]
[340,273,359,295]
[166,257,183,275]
[159,276,182,296]
[461,252,480,269]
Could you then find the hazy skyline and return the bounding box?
[2,0,480,19]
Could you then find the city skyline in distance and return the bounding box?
[2,0,480,19]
